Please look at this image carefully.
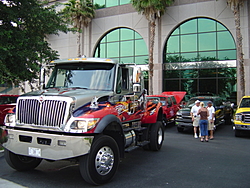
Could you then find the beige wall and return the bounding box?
[47,0,249,101]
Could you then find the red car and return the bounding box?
[0,94,19,125]
[147,91,186,126]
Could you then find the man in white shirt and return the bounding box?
[207,101,215,139]
[190,100,201,138]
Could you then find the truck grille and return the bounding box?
[17,98,68,127]
[243,114,250,123]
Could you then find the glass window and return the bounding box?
[181,35,197,52]
[167,36,179,53]
[163,17,236,101]
[121,40,134,56]
[217,31,235,50]
[106,0,118,7]
[94,0,130,8]
[199,33,216,51]
[198,18,216,32]
[107,42,119,58]
[180,19,197,34]
[94,28,148,65]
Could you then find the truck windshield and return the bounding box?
[46,63,115,91]
[239,98,250,108]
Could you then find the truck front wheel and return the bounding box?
[4,149,42,171]
[79,135,120,185]
[150,121,164,151]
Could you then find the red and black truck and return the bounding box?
[1,57,164,185]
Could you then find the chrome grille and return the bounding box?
[17,98,68,127]
[243,114,250,123]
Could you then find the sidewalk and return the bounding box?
[0,150,27,188]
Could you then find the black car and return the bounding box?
[176,96,233,132]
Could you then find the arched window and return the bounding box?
[94,0,130,9]
[94,28,148,65]
[163,18,237,102]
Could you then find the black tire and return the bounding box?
[79,135,120,185]
[149,121,164,151]
[4,149,42,171]
[177,127,184,132]
[162,117,167,127]
[235,130,241,137]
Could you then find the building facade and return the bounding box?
[48,0,250,103]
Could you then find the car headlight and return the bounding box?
[176,111,182,117]
[5,113,16,126]
[70,118,99,133]
[235,114,242,121]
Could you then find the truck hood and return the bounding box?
[21,88,114,109]
[235,107,250,114]
[161,91,186,104]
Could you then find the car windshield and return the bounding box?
[46,63,115,91]
[186,99,212,107]
[239,98,250,108]
[0,96,18,105]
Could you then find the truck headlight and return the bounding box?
[5,113,15,126]
[70,118,99,132]
[235,114,242,121]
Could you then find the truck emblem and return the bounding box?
[39,96,45,103]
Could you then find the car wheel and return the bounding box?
[177,127,184,132]
[79,135,120,185]
[4,149,42,171]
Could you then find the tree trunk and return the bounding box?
[149,19,156,95]
[234,4,245,97]
[77,31,81,57]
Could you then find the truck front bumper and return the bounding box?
[2,128,93,160]
[233,124,250,131]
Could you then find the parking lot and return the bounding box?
[0,123,250,188]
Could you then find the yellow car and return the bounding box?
[233,96,250,137]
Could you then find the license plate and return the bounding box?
[28,147,41,157]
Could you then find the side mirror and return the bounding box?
[133,83,141,93]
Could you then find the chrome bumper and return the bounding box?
[233,124,250,130]
[3,128,93,160]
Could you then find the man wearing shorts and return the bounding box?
[191,100,201,138]
[207,101,215,139]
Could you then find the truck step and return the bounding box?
[125,145,139,153]
[124,141,150,153]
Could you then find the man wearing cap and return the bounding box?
[207,101,215,139]
[191,100,201,138]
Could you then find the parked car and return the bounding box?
[176,96,232,132]
[147,91,186,126]
[0,94,19,125]
[233,96,250,137]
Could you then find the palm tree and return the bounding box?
[227,0,246,98]
[131,0,174,95]
[62,0,95,57]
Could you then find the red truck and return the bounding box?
[0,94,19,125]
[1,58,164,185]
[147,91,186,126]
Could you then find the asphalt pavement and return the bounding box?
[0,124,250,188]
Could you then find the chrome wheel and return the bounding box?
[95,146,114,175]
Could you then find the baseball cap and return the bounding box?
[195,100,200,104]
[207,101,213,104]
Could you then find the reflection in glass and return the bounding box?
[198,18,216,32]
[94,28,148,65]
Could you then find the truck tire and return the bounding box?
[4,149,42,171]
[149,121,164,151]
[79,135,120,185]
[235,130,241,137]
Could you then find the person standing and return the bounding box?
[207,101,215,140]
[191,100,201,138]
[197,102,209,142]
